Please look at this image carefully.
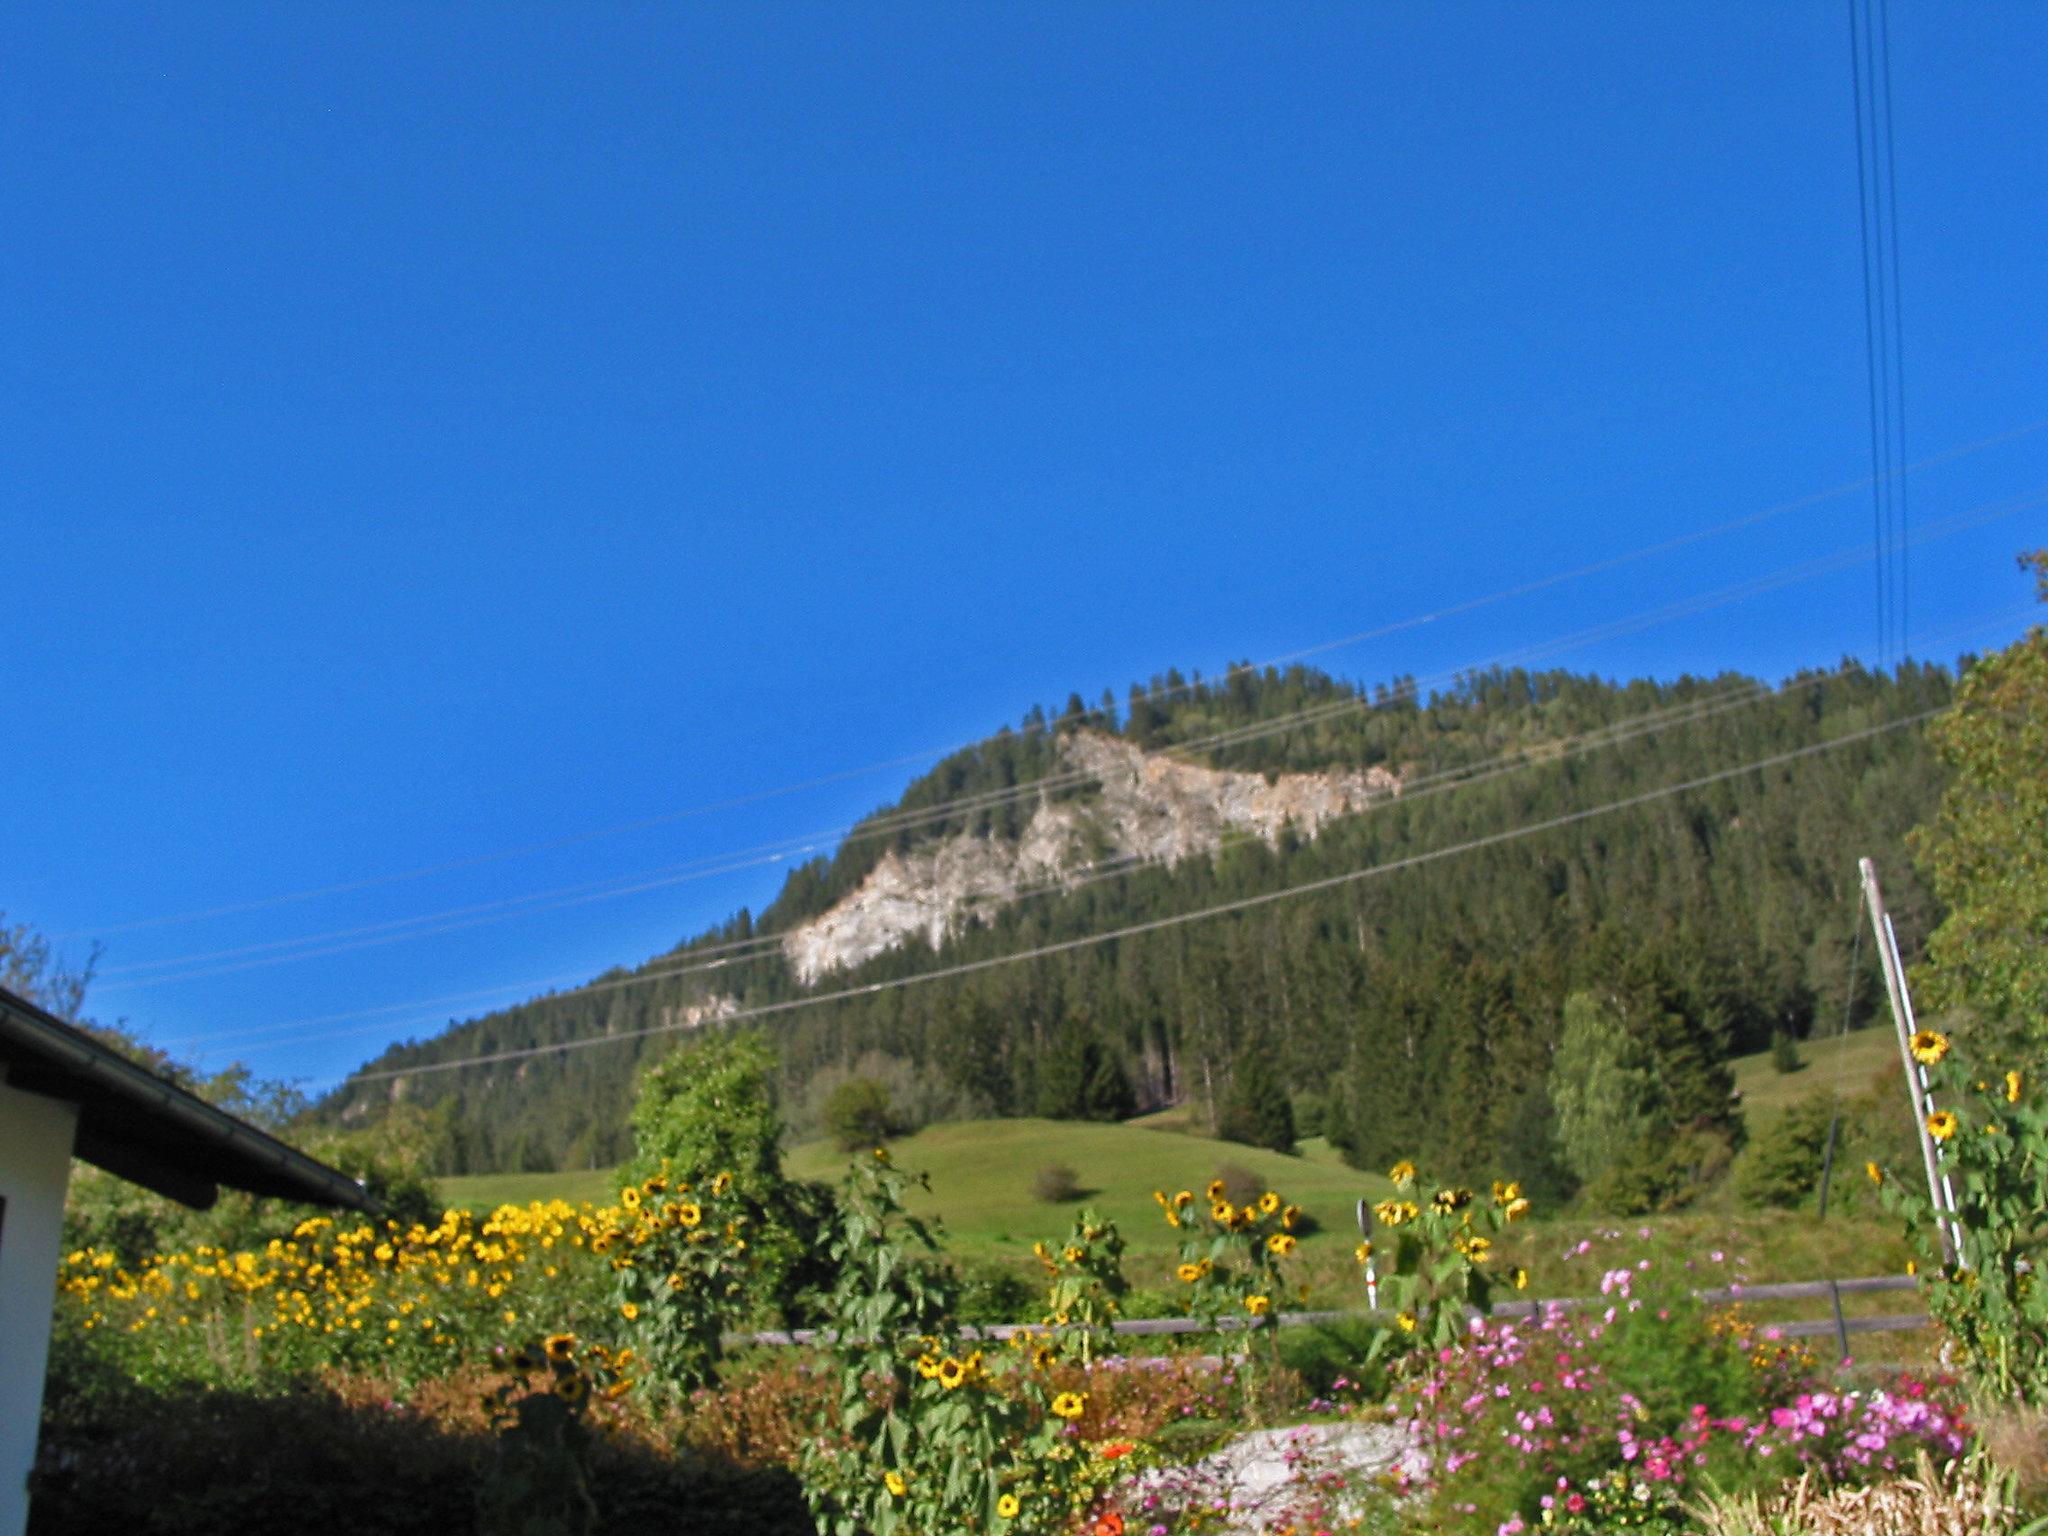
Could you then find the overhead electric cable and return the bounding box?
[188,669,1796,1059]
[64,415,2045,947]
[102,478,2048,994]
[322,708,1941,1092]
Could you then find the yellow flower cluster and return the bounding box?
[58,1200,623,1379]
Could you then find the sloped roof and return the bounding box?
[0,984,374,1213]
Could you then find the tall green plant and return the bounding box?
[798,1151,1102,1535]
[1874,1026,2048,1403]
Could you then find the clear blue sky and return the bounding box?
[4,3,2045,1091]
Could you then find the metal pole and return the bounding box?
[1858,857,1963,1264]
[1355,1198,1379,1311]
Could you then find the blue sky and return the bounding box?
[4,3,2045,1091]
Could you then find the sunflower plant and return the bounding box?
[595,1164,758,1400]
[799,1150,1098,1535]
[1156,1181,1301,1339]
[1031,1209,1128,1367]
[1364,1159,1529,1361]
[1873,1026,2048,1402]
[475,1331,629,1536]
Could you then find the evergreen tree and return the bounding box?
[1217,1046,1297,1153]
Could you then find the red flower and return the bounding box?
[1092,1513,1126,1536]
[1100,1442,1135,1460]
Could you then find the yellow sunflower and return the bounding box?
[1051,1391,1086,1419]
[1927,1110,1959,1141]
[2007,1071,2024,1104]
[711,1171,733,1195]
[1267,1233,1296,1257]
[997,1492,1020,1519]
[1909,1030,1949,1066]
[883,1470,907,1497]
[619,1301,639,1321]
[1865,1160,1883,1186]
[1354,1241,1373,1264]
[1396,1310,1418,1333]
[1176,1262,1204,1283]
[1244,1294,1271,1316]
[937,1357,966,1390]
[1206,1179,1227,1201]
[1258,1191,1281,1214]
[543,1332,577,1361]
[675,1203,702,1229]
[1211,1201,1235,1225]
[1509,1266,1529,1291]
[619,1186,642,1209]
[916,1353,941,1379]
[1388,1160,1417,1187]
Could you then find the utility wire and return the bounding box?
[187,670,1799,1059]
[321,709,1942,1093]
[103,482,2048,995]
[64,413,2043,948]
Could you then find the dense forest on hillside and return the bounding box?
[327,660,1952,1188]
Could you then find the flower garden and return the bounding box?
[36,1020,2048,1536]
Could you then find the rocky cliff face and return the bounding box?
[781,731,1399,984]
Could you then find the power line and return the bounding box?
[185,668,1797,1059]
[1848,0,1910,662]
[102,480,2048,996]
[64,413,2044,949]
[322,708,1942,1093]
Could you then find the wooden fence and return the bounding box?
[734,1274,1925,1348]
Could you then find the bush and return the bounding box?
[1734,1092,1836,1210]
[1032,1162,1082,1203]
[1211,1162,1263,1209]
[1771,1030,1806,1075]
[821,1076,900,1151]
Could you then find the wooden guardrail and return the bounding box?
[732,1275,1926,1348]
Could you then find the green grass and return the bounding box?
[1728,1025,1900,1125]
[783,1117,1390,1263]
[441,1165,623,1210]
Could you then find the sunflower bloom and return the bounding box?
[1396,1310,1418,1332]
[1051,1391,1087,1419]
[675,1203,701,1229]
[1244,1294,1271,1316]
[997,1493,1020,1518]
[1206,1179,1227,1201]
[1176,1263,1203,1284]
[543,1332,577,1361]
[1927,1110,1959,1141]
[1909,1030,1949,1066]
[1865,1160,1883,1186]
[883,1470,907,1497]
[1388,1160,1416,1187]
[2007,1070,2024,1103]
[619,1187,642,1209]
[1354,1241,1373,1264]
[620,1301,638,1321]
[1509,1266,1529,1291]
[1258,1191,1281,1214]
[1267,1233,1296,1257]
[937,1357,966,1390]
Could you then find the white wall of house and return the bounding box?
[0,1072,79,1536]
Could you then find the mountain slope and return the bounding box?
[325,659,1950,1184]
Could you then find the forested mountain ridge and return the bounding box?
[324,659,1951,1185]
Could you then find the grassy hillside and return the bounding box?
[1729,1024,1901,1125]
[443,1117,1392,1262]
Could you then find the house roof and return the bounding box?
[0,984,375,1213]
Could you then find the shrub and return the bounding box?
[1210,1163,1262,1210]
[1771,1030,1805,1075]
[1734,1092,1837,1210]
[1031,1163,1082,1203]
[822,1077,901,1152]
